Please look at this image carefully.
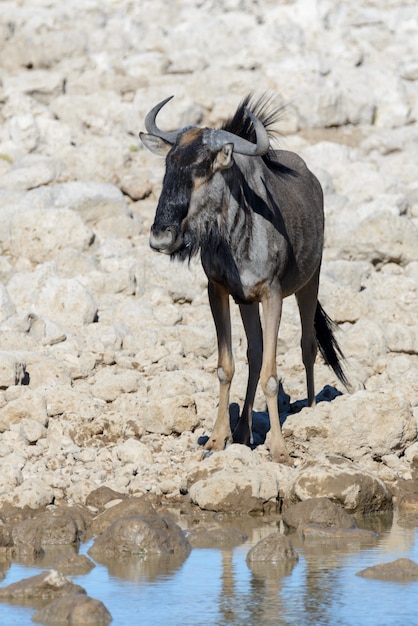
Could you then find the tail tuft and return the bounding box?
[314,302,349,390]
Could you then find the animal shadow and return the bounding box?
[198,382,342,449]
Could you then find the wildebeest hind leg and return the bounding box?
[296,268,320,406]
[232,302,263,446]
[260,290,292,465]
[205,281,235,451]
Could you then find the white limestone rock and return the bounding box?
[283,390,417,461]
[31,277,97,328]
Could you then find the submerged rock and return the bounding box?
[0,569,85,603]
[188,526,248,549]
[88,513,191,561]
[32,595,112,625]
[85,486,128,510]
[90,496,157,536]
[356,557,418,582]
[53,553,95,576]
[246,532,299,579]
[282,497,355,530]
[246,533,299,564]
[298,524,376,543]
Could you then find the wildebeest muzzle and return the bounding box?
[149,222,185,255]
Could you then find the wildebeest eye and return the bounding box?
[193,155,215,179]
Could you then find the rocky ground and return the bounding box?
[1,0,418,622]
[0,0,417,524]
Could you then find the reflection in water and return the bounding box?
[0,513,417,625]
[290,522,380,626]
[91,551,189,583]
[219,550,235,624]
[245,561,291,626]
[213,544,294,626]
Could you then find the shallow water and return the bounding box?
[1,512,417,626]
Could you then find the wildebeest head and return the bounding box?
[140,96,270,258]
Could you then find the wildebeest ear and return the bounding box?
[139,132,172,156]
[213,143,234,171]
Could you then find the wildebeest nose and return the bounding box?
[149,224,176,252]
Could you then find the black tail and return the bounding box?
[314,302,349,390]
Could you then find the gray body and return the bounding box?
[197,150,324,303]
[140,95,346,463]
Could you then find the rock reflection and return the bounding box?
[215,531,298,626]
[218,549,235,624]
[1,510,417,625]
[377,510,416,554]
[36,544,79,569]
[92,551,189,584]
[245,559,297,626]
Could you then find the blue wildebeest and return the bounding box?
[140,94,347,464]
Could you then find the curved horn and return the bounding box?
[204,107,270,156]
[144,96,182,144]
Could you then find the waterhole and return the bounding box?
[0,511,417,626]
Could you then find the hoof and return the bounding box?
[265,431,293,465]
[204,435,228,452]
[271,450,294,466]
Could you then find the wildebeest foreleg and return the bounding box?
[205,281,235,451]
[232,302,263,446]
[296,268,320,406]
[260,290,292,464]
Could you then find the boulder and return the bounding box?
[146,371,200,435]
[0,157,58,191]
[283,391,417,461]
[50,181,130,223]
[9,206,94,264]
[90,368,145,403]
[53,554,95,576]
[288,456,393,514]
[338,212,418,266]
[3,70,65,104]
[298,524,377,543]
[31,277,97,328]
[0,390,49,432]
[7,114,40,152]
[9,478,55,510]
[246,533,299,564]
[0,570,85,603]
[88,513,191,561]
[356,558,418,582]
[0,455,24,495]
[19,418,47,443]
[12,512,79,548]
[188,526,248,549]
[186,445,293,513]
[282,497,377,543]
[90,497,157,536]
[32,595,112,625]
[85,486,127,510]
[282,497,355,530]
[113,438,153,466]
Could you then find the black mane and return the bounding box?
[222,93,295,177]
[222,92,283,140]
